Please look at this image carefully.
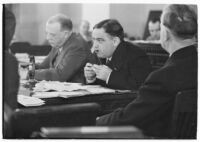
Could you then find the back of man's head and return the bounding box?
[4,6,16,51]
[93,19,124,41]
[47,13,73,31]
[162,4,197,39]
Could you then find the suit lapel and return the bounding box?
[55,49,65,68]
[53,33,75,68]
[50,48,59,67]
[109,42,126,71]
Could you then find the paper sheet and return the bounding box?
[33,91,90,98]
[15,53,29,63]
[33,81,83,92]
[31,81,117,99]
[18,95,45,106]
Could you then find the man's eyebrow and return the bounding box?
[93,37,104,40]
[48,32,57,35]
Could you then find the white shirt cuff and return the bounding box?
[106,71,112,84]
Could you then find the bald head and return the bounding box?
[47,13,73,31]
[46,14,73,48]
[79,20,90,35]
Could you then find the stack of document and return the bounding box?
[33,81,83,92]
[81,85,116,94]
[15,53,46,64]
[33,91,90,98]
[15,53,29,63]
[18,95,45,107]
[32,81,116,99]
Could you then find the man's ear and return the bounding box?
[64,31,70,38]
[163,27,171,42]
[112,36,120,47]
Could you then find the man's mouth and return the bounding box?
[94,50,99,54]
[49,41,54,44]
[49,41,55,46]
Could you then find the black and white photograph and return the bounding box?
[2,0,198,139]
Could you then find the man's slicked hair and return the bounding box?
[93,19,124,41]
[162,4,197,39]
[47,13,73,31]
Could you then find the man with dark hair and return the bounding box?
[32,14,91,83]
[146,18,161,41]
[96,5,197,138]
[84,19,152,90]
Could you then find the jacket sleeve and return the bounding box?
[35,49,52,69]
[107,55,152,90]
[34,47,87,82]
[96,71,174,133]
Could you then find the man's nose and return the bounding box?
[93,42,99,49]
[46,33,52,41]
[91,42,98,53]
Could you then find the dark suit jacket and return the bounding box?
[35,33,91,83]
[90,41,152,90]
[96,45,197,137]
[4,51,19,109]
[4,6,16,50]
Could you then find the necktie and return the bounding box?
[52,49,61,68]
[106,59,112,67]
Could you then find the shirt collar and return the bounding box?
[59,47,63,53]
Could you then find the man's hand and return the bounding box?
[84,63,96,83]
[19,67,29,80]
[92,64,112,82]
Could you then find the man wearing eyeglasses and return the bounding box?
[32,14,91,83]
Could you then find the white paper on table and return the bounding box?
[33,91,89,98]
[33,81,84,92]
[18,95,45,107]
[15,53,29,63]
[78,85,116,94]
[86,87,116,94]
[32,81,117,99]
[32,92,60,98]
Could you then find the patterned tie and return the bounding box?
[52,49,61,68]
[106,59,112,67]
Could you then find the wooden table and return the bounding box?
[18,83,138,116]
